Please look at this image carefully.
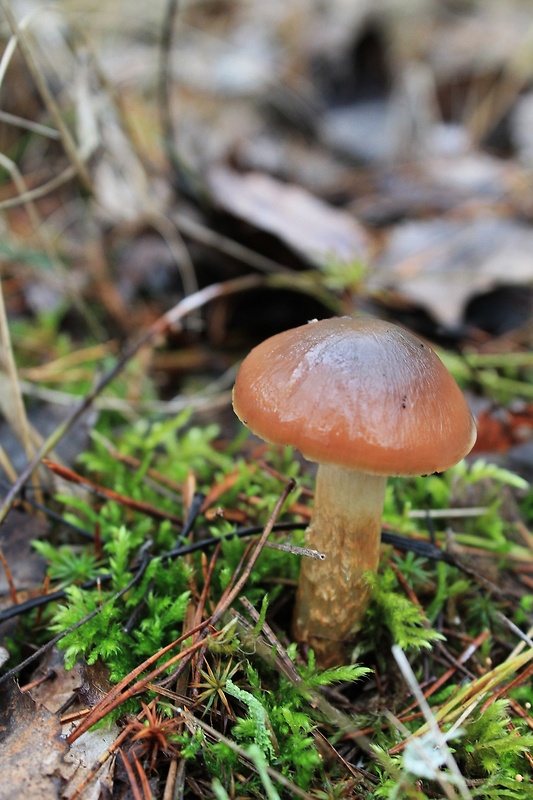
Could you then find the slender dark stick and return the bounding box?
[0,275,263,530]
[0,552,150,686]
[0,521,461,625]
[156,479,296,690]
[158,0,205,203]
[121,493,205,635]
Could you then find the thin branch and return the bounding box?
[0,109,60,138]
[0,517,474,625]
[158,0,206,204]
[0,552,151,686]
[0,165,77,210]
[0,274,263,529]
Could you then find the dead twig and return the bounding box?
[0,551,151,687]
[42,459,183,526]
[0,274,264,530]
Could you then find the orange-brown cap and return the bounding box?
[232,317,476,476]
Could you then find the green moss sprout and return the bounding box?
[5,404,529,798]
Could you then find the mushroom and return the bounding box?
[232,317,477,667]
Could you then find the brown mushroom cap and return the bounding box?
[232,317,477,476]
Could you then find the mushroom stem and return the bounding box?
[293,463,387,667]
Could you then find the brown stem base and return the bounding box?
[293,464,387,667]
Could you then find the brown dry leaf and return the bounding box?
[414,2,532,80]
[207,166,370,266]
[74,60,155,224]
[60,725,118,800]
[372,216,533,329]
[27,653,116,800]
[0,404,97,487]
[0,680,68,800]
[27,649,82,714]
[473,404,533,454]
[0,509,47,596]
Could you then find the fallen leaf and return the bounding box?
[0,680,68,800]
[372,216,533,328]
[0,508,47,596]
[27,648,82,714]
[320,100,392,164]
[27,653,116,800]
[207,166,369,266]
[60,725,118,800]
[473,404,533,453]
[77,660,113,708]
[0,403,97,485]
[425,152,519,198]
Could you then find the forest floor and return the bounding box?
[1,1,533,798]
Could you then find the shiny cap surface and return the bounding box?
[232,317,477,475]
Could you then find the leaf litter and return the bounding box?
[1,0,533,797]
[0,679,68,800]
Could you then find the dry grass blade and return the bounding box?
[391,645,473,800]
[118,747,143,800]
[66,619,214,745]
[501,612,533,658]
[18,379,233,417]
[0,152,102,337]
[172,705,314,800]
[146,212,199,307]
[401,630,491,715]
[0,276,42,506]
[0,444,17,483]
[0,165,78,210]
[0,109,59,137]
[19,343,116,382]
[479,658,533,715]
[0,10,102,331]
[173,212,293,276]
[0,0,93,191]
[390,646,533,756]
[132,747,154,799]
[465,16,533,146]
